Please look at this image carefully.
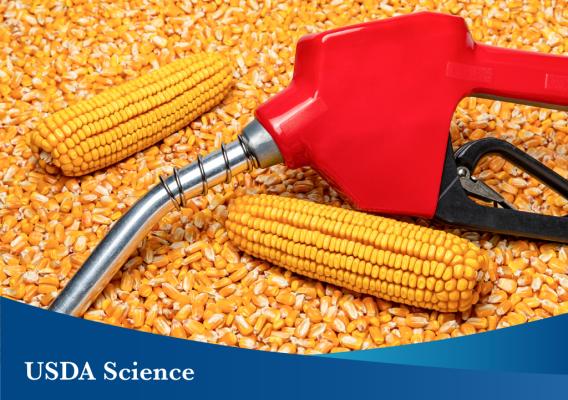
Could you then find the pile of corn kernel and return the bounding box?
[1,0,566,353]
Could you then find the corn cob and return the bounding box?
[30,53,233,176]
[227,195,488,312]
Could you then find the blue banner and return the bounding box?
[2,297,567,399]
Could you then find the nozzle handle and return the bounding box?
[472,43,568,110]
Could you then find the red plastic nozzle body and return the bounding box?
[255,12,568,218]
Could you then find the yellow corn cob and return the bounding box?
[226,195,488,312]
[30,53,233,176]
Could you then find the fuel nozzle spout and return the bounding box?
[49,120,283,316]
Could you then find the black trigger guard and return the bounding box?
[434,138,568,243]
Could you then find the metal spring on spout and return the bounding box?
[159,168,185,210]
[237,135,256,170]
[159,136,257,210]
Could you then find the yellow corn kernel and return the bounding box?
[226,195,487,312]
[30,53,233,176]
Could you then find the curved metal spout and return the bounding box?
[49,120,282,316]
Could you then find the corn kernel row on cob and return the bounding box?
[30,53,233,176]
[227,195,488,312]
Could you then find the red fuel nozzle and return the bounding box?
[255,12,568,218]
